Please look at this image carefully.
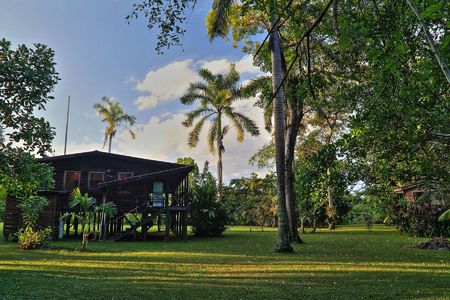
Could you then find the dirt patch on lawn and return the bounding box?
[405,237,450,251]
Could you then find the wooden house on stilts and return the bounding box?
[3,151,193,242]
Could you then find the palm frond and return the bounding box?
[241,75,271,97]
[117,114,136,126]
[223,63,240,88]
[182,108,211,127]
[224,110,260,143]
[264,104,273,132]
[198,68,216,85]
[221,125,229,137]
[438,209,450,222]
[128,129,136,139]
[181,82,212,105]
[207,120,218,155]
[95,202,117,217]
[188,115,210,148]
[207,0,235,41]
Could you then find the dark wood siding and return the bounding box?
[3,192,63,239]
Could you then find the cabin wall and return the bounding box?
[3,192,62,240]
[46,156,172,193]
[3,196,21,239]
[397,187,426,203]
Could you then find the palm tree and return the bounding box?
[93,97,136,153]
[207,0,293,252]
[180,63,259,196]
[270,18,294,253]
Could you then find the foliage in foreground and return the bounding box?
[1,38,58,247]
[189,181,231,237]
[0,225,448,299]
[388,197,450,238]
[16,226,52,250]
[16,195,52,250]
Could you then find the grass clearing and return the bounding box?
[0,224,448,299]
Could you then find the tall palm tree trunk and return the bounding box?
[108,134,112,153]
[217,138,223,198]
[217,114,223,198]
[271,19,293,253]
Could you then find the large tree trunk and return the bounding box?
[271,19,293,253]
[285,101,304,243]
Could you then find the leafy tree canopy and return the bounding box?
[0,39,59,198]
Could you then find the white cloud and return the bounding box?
[198,54,261,76]
[133,55,263,112]
[235,54,261,74]
[134,60,198,111]
[198,58,230,74]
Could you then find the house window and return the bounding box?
[117,172,134,195]
[118,172,134,180]
[64,171,80,192]
[89,172,104,190]
[152,182,164,207]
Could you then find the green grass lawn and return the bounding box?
[0,224,448,299]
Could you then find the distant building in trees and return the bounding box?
[395,182,447,205]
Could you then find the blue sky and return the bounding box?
[1,0,271,182]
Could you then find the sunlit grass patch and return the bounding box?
[0,224,448,299]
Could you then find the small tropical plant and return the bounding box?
[16,195,52,249]
[189,180,231,237]
[61,188,116,249]
[16,226,52,250]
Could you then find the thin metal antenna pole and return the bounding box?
[64,95,70,155]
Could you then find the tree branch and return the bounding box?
[406,0,450,84]
[271,0,334,101]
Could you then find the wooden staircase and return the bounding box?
[109,206,168,242]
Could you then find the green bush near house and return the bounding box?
[189,181,232,236]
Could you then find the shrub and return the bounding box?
[16,227,52,250]
[189,181,231,236]
[388,200,450,238]
[15,195,52,249]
